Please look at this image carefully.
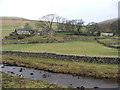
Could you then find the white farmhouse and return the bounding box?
[100,33,113,36]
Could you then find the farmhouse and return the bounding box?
[100,32,113,36]
[16,29,34,35]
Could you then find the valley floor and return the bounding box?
[1,73,62,88]
[1,54,118,80]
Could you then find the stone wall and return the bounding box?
[2,38,96,45]
[2,41,65,45]
[1,51,119,64]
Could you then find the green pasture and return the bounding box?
[99,38,119,44]
[1,26,20,37]
[99,38,119,47]
[2,41,118,57]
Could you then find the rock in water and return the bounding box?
[47,68,54,72]
[81,86,85,90]
[30,73,34,75]
[19,68,23,72]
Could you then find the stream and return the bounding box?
[0,64,118,88]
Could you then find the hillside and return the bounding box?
[0,16,57,38]
[97,18,118,32]
[0,17,39,38]
[0,16,38,26]
[99,18,117,24]
[0,16,118,38]
[1,16,28,20]
[1,16,117,29]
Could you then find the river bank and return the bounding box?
[1,54,118,80]
[1,72,63,88]
[1,65,118,88]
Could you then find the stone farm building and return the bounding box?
[100,32,113,36]
[35,29,55,36]
[10,28,55,36]
[16,29,34,35]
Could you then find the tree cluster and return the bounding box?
[35,14,100,36]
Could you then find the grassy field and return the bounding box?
[0,17,38,38]
[98,38,120,47]
[2,72,62,88]
[1,26,20,37]
[2,54,118,79]
[2,41,118,57]
[99,38,119,44]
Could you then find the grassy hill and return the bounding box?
[0,16,58,38]
[0,16,39,38]
[0,16,35,26]
[1,16,28,20]
[97,18,118,32]
[99,18,117,24]
[0,16,118,38]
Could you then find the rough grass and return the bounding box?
[2,41,118,57]
[0,18,57,38]
[1,18,38,38]
[2,72,62,88]
[2,35,66,43]
[99,38,119,44]
[2,54,118,79]
[2,33,96,43]
[1,18,33,26]
[1,26,20,37]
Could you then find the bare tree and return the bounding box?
[61,20,77,32]
[87,22,99,35]
[64,20,72,31]
[56,16,67,31]
[56,16,77,32]
[39,14,56,31]
[69,20,78,31]
[56,19,84,32]
[74,19,84,34]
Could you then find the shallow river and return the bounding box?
[0,64,118,88]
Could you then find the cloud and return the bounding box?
[0,0,118,23]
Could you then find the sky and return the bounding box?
[0,0,119,24]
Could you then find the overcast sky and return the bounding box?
[0,0,118,23]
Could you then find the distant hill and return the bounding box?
[0,16,57,29]
[99,18,117,24]
[0,16,40,38]
[1,16,118,33]
[0,16,28,20]
[97,18,118,32]
[0,16,38,26]
[0,16,57,38]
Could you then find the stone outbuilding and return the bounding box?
[36,29,55,36]
[100,32,114,36]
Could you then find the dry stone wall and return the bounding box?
[1,51,119,64]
